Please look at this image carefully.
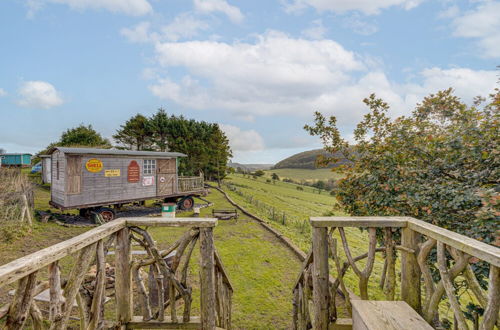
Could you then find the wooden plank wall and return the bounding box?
[65,156,157,208]
[50,151,66,206]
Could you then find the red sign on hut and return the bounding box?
[128,160,140,183]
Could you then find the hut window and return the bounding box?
[56,160,60,180]
[143,159,156,175]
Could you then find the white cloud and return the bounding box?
[342,14,378,35]
[17,81,64,109]
[451,1,500,58]
[148,31,497,127]
[0,88,7,97]
[121,14,209,44]
[27,0,152,17]
[220,124,265,151]
[283,0,423,15]
[302,19,327,39]
[150,31,364,117]
[194,0,244,23]
[161,13,210,41]
[121,21,153,43]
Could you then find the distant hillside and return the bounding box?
[228,162,273,172]
[273,149,349,169]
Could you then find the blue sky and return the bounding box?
[0,0,498,163]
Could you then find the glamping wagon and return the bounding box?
[48,147,205,221]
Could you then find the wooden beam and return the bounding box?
[400,227,421,314]
[312,226,330,330]
[126,218,217,228]
[310,217,407,228]
[199,227,216,329]
[407,217,500,268]
[115,227,132,328]
[0,219,126,287]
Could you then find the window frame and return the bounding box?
[143,159,156,175]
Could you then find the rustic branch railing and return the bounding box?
[293,217,500,330]
[177,176,204,193]
[0,217,232,329]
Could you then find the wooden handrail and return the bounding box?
[126,218,217,228]
[0,219,127,287]
[310,217,408,228]
[309,216,500,268]
[0,218,218,287]
[406,217,500,268]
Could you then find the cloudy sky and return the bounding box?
[0,0,498,163]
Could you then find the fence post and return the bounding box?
[200,227,216,329]
[115,227,132,328]
[312,225,330,329]
[401,227,421,313]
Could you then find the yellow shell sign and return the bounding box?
[85,158,103,173]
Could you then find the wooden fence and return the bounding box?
[0,218,232,329]
[293,217,500,330]
[178,176,205,193]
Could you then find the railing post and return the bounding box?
[401,227,421,313]
[312,226,330,329]
[115,227,132,328]
[200,227,216,330]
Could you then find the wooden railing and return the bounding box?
[293,217,500,330]
[0,217,232,329]
[178,176,204,193]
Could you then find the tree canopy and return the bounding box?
[305,88,499,245]
[114,109,232,180]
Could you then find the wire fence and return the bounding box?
[222,182,311,234]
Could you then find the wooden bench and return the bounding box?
[351,301,432,330]
[212,209,238,220]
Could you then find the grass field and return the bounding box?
[263,168,343,183]
[223,173,395,301]
[0,183,302,329]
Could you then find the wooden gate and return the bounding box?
[157,158,176,195]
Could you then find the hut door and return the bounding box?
[157,159,176,195]
[66,156,82,194]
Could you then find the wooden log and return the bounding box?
[310,217,407,228]
[480,266,499,330]
[51,243,96,330]
[312,226,330,329]
[88,240,106,330]
[401,227,421,313]
[126,218,217,228]
[48,261,63,323]
[383,228,395,301]
[115,227,132,328]
[437,242,468,330]
[424,249,469,323]
[417,238,436,314]
[293,288,299,330]
[76,292,89,330]
[200,227,216,330]
[5,271,38,329]
[329,237,351,316]
[132,264,152,321]
[29,301,43,330]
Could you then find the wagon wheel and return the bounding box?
[179,196,194,210]
[96,207,115,222]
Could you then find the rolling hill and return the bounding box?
[273,149,349,169]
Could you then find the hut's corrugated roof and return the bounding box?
[49,147,186,158]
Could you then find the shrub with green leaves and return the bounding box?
[305,88,499,245]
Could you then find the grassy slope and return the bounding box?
[264,168,343,182]
[224,174,393,301]
[0,184,301,330]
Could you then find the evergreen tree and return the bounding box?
[113,114,152,150]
